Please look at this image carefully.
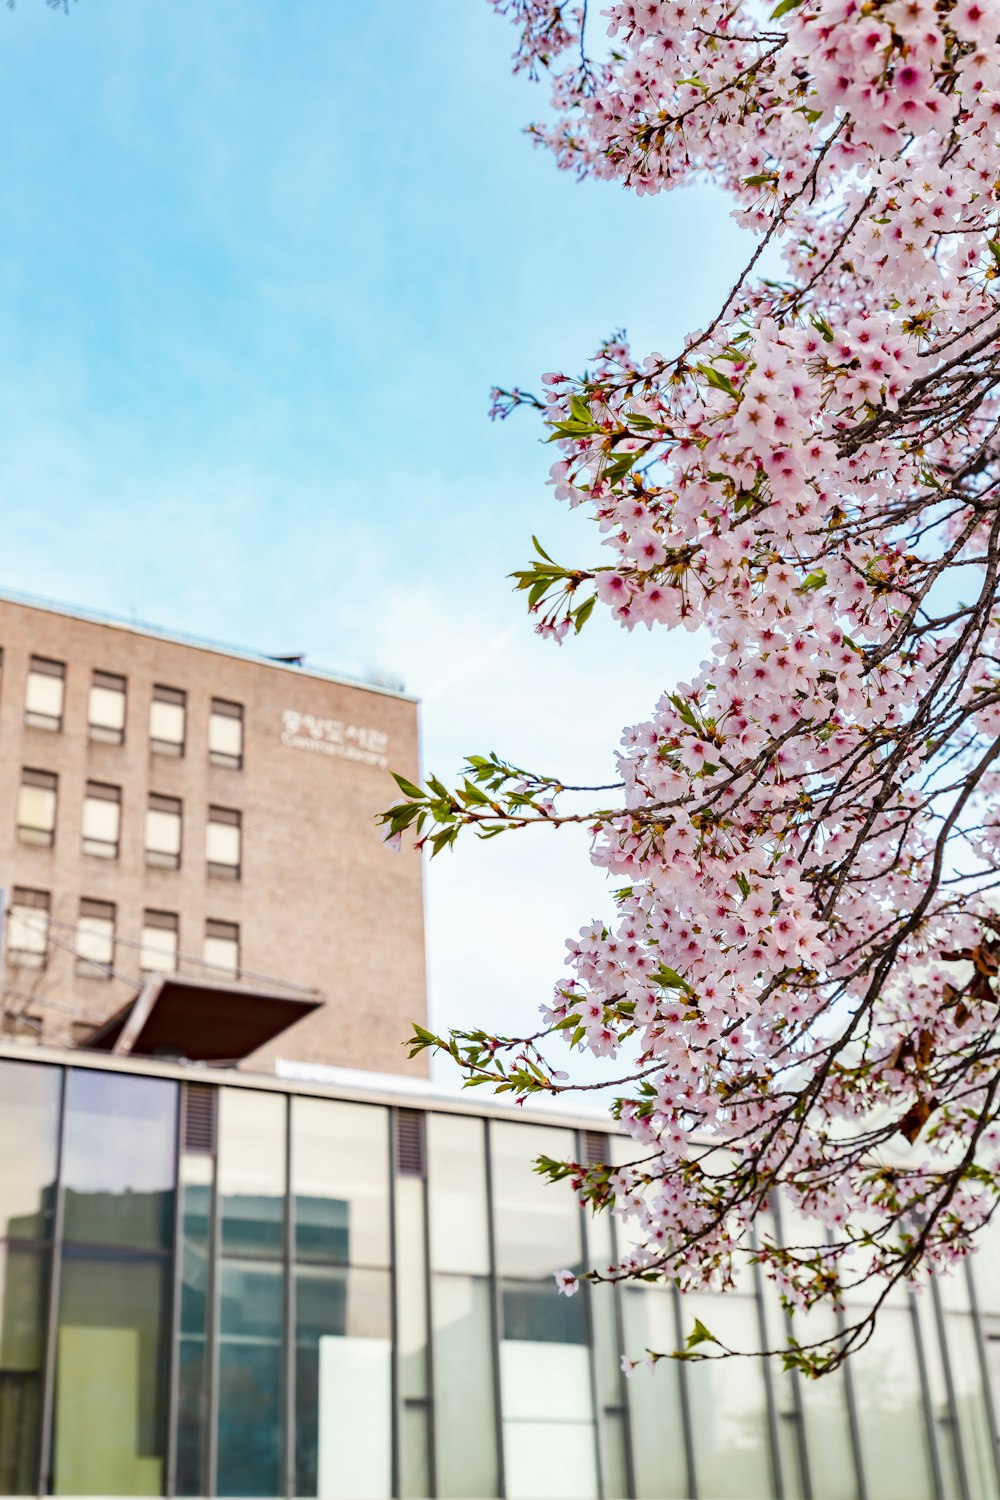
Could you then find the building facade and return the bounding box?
[0,1042,998,1500]
[0,592,426,1073]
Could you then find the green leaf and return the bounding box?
[743,172,776,187]
[532,535,556,563]
[569,394,593,424]
[392,772,425,800]
[697,364,739,399]
[800,569,827,591]
[686,1318,719,1349]
[574,596,597,631]
[770,0,803,18]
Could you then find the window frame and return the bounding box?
[139,909,180,975]
[204,919,240,979]
[149,684,187,758]
[206,806,242,881]
[16,768,58,848]
[24,656,66,733]
[208,698,244,771]
[88,670,127,745]
[75,898,116,981]
[7,887,50,970]
[81,781,122,861]
[145,793,183,871]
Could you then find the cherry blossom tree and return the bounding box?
[382,0,1000,1372]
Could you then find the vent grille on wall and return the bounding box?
[396,1108,426,1177]
[183,1082,218,1155]
[582,1129,607,1166]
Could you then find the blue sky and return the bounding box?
[0,0,750,1066]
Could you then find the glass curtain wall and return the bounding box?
[3,1056,1000,1500]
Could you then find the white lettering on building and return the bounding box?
[280,711,389,768]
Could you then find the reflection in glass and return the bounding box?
[53,1253,169,1496]
[62,1071,177,1250]
[684,1292,774,1499]
[292,1097,389,1268]
[432,1275,498,1499]
[427,1114,490,1275]
[176,1157,213,1498]
[217,1260,283,1497]
[0,1243,48,1494]
[0,1061,59,1241]
[491,1122,580,1280]
[848,1305,935,1500]
[219,1089,285,1259]
[945,1312,996,1500]
[295,1265,391,1499]
[621,1290,689,1500]
[501,1279,586,1343]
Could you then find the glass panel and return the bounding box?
[150,700,184,746]
[204,935,239,977]
[401,1404,430,1500]
[62,1071,177,1250]
[590,1282,630,1499]
[0,1243,48,1495]
[396,1176,428,1400]
[501,1278,587,1343]
[206,821,240,866]
[684,1291,774,1499]
[25,671,63,719]
[176,1157,212,1499]
[89,684,125,733]
[141,923,178,974]
[210,710,242,760]
[53,1252,169,1496]
[219,1089,285,1258]
[432,1274,499,1499]
[292,1097,389,1267]
[75,914,113,971]
[848,1303,935,1500]
[17,784,55,835]
[295,1264,391,1499]
[621,1289,689,1500]
[0,1060,59,1239]
[8,903,49,965]
[427,1113,490,1275]
[491,1121,581,1280]
[146,809,181,856]
[944,1311,995,1500]
[217,1260,283,1498]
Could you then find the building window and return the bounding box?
[204,920,239,978]
[146,794,182,870]
[75,899,115,980]
[206,807,241,881]
[149,684,186,757]
[88,670,126,744]
[7,888,50,970]
[140,910,179,975]
[16,769,57,847]
[24,656,65,732]
[209,698,244,770]
[81,781,121,860]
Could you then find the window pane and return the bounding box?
[217,1259,284,1498]
[396,1176,428,1401]
[621,1289,690,1500]
[150,699,184,747]
[204,934,239,977]
[428,1113,490,1275]
[53,1253,169,1496]
[849,1303,936,1499]
[0,1060,59,1239]
[219,1089,285,1258]
[294,1265,391,1500]
[491,1121,581,1279]
[7,898,49,967]
[209,704,243,765]
[140,918,178,975]
[432,1275,499,1499]
[62,1071,177,1250]
[17,783,56,841]
[684,1292,774,1499]
[146,808,181,856]
[89,683,126,736]
[75,911,114,978]
[292,1097,389,1267]
[176,1157,212,1499]
[0,1243,48,1495]
[206,821,240,867]
[25,672,63,717]
[82,789,120,858]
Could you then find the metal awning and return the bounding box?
[77,972,324,1064]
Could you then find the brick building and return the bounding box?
[0,591,427,1073]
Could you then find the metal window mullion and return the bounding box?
[576,1133,605,1500]
[284,1094,295,1500]
[165,1087,184,1498]
[389,1108,401,1500]
[964,1258,1000,1496]
[670,1283,699,1500]
[910,1288,947,1500]
[483,1118,507,1500]
[930,1278,971,1500]
[420,1152,438,1499]
[37,1065,67,1498]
